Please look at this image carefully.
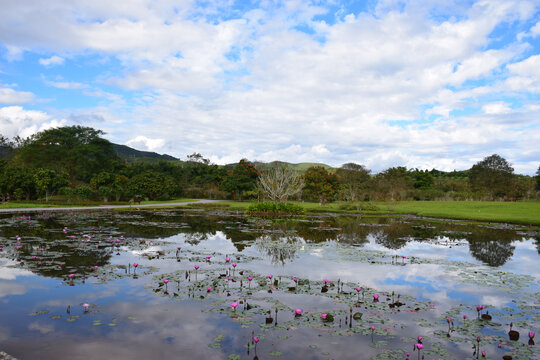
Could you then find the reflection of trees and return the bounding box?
[334,216,369,245]
[184,232,209,245]
[255,232,303,265]
[467,228,517,267]
[370,222,411,250]
[295,217,340,243]
[0,237,112,278]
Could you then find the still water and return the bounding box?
[0,209,538,360]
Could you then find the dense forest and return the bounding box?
[0,126,538,203]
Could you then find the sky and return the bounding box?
[0,0,539,174]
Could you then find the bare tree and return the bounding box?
[258,165,304,202]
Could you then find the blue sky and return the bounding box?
[0,0,539,174]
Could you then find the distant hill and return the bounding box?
[112,144,178,161]
[252,161,335,173]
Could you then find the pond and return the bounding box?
[0,209,538,360]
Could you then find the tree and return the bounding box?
[410,169,434,189]
[374,167,413,201]
[258,164,304,202]
[34,168,69,201]
[186,152,210,165]
[18,126,116,183]
[469,154,514,199]
[127,171,179,200]
[223,159,260,200]
[336,163,371,201]
[0,165,37,200]
[301,166,341,205]
[90,172,115,202]
[536,165,540,192]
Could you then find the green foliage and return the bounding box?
[34,168,69,201]
[536,165,540,192]
[373,166,413,201]
[223,159,260,200]
[409,169,434,189]
[469,154,514,199]
[0,165,37,200]
[246,201,304,215]
[74,185,94,201]
[301,166,341,204]
[18,125,116,183]
[336,163,370,201]
[127,171,179,200]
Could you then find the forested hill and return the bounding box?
[112,144,178,161]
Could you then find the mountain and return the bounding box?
[252,160,335,173]
[112,144,179,161]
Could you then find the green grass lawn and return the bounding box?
[139,198,195,205]
[0,202,59,209]
[193,200,540,226]
[374,201,540,226]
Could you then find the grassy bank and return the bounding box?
[187,200,540,226]
[0,202,59,209]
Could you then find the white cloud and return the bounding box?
[126,135,165,151]
[0,106,65,138]
[38,55,64,66]
[0,87,35,104]
[45,80,89,90]
[482,102,512,115]
[0,1,539,173]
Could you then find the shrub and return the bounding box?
[246,202,304,215]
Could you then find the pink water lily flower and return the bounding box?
[230,302,238,310]
[253,337,259,343]
[529,332,535,339]
[294,308,302,315]
[321,313,327,320]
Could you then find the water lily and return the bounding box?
[294,308,302,316]
[529,332,535,339]
[355,287,362,301]
[373,294,379,302]
[231,302,238,311]
[321,313,327,320]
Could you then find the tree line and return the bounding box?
[0,126,538,203]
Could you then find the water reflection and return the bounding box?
[0,210,538,360]
[0,210,529,276]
